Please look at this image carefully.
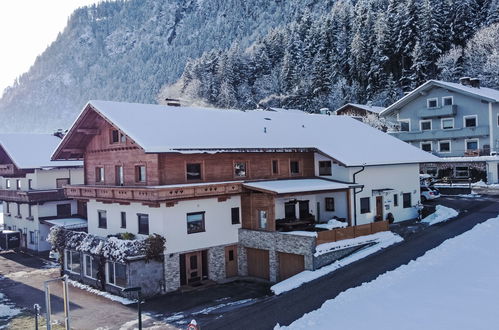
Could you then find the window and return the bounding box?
[186,163,202,180]
[360,197,370,214]
[137,213,149,235]
[98,210,107,229]
[403,193,411,208]
[426,167,438,177]
[420,120,432,131]
[421,142,432,152]
[6,179,10,189]
[318,161,332,176]
[107,261,127,288]
[234,162,247,177]
[497,114,499,127]
[187,212,205,234]
[455,166,470,178]
[442,96,453,106]
[272,160,279,174]
[16,203,21,217]
[466,139,479,151]
[441,118,454,130]
[16,179,21,190]
[121,212,126,228]
[65,250,81,274]
[56,178,70,188]
[135,165,146,183]
[57,204,71,217]
[325,197,335,211]
[29,231,35,244]
[110,130,125,144]
[115,166,124,185]
[28,179,32,190]
[290,161,300,174]
[28,205,32,219]
[231,207,240,225]
[5,202,9,214]
[393,194,398,207]
[95,167,105,183]
[258,210,267,229]
[464,116,477,128]
[427,98,438,108]
[120,132,126,143]
[399,120,410,132]
[84,254,99,279]
[439,141,451,153]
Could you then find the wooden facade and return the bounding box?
[0,188,66,203]
[316,220,389,245]
[241,192,276,231]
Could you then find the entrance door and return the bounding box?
[225,245,238,278]
[185,251,203,284]
[298,201,310,219]
[375,196,383,220]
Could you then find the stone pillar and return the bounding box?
[164,253,180,292]
[208,245,226,281]
[238,245,248,276]
[269,249,278,282]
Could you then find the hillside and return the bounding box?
[0,0,337,132]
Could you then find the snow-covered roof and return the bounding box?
[335,103,386,114]
[428,155,499,163]
[0,134,82,169]
[243,179,352,194]
[55,100,439,167]
[44,217,88,229]
[382,80,499,116]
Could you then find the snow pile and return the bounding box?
[271,232,402,295]
[458,193,481,198]
[281,231,317,238]
[0,293,21,323]
[315,219,348,230]
[314,231,397,257]
[67,280,134,305]
[277,215,499,330]
[421,205,458,226]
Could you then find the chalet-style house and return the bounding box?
[51,100,436,296]
[381,79,499,183]
[334,103,386,120]
[0,134,84,252]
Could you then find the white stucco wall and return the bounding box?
[87,196,241,254]
[314,153,352,182]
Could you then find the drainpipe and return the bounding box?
[352,164,366,226]
[489,102,494,154]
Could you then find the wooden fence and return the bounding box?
[316,220,389,245]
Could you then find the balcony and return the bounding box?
[419,104,457,119]
[65,181,243,203]
[390,125,489,142]
[0,188,66,203]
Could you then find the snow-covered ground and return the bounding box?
[67,279,134,305]
[315,219,348,230]
[277,214,499,330]
[421,205,458,226]
[0,292,21,328]
[271,231,402,295]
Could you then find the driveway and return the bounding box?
[202,196,499,330]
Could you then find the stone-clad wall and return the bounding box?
[128,259,164,297]
[208,245,226,281]
[313,243,374,269]
[164,253,180,292]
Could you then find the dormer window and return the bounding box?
[442,96,453,106]
[427,98,438,109]
[110,129,126,144]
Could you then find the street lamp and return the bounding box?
[122,286,142,330]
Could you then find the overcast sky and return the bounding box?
[0,0,102,94]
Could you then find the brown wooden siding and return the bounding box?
[241,192,275,231]
[278,252,305,281]
[316,220,390,245]
[246,248,270,280]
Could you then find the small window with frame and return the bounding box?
[360,197,370,214]
[135,165,146,183]
[325,197,335,211]
[441,118,454,130]
[421,142,432,152]
[290,160,300,174]
[439,141,451,153]
[399,120,410,132]
[258,210,267,229]
[420,120,432,131]
[234,161,247,178]
[465,139,478,151]
[16,179,21,190]
[442,96,453,106]
[187,212,205,234]
[95,167,105,183]
[110,129,120,144]
[464,116,477,128]
[403,193,412,208]
[137,213,149,235]
[231,207,240,225]
[318,161,332,176]
[427,98,438,109]
[272,160,279,175]
[186,163,202,180]
[98,210,107,229]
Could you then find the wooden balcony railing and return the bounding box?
[0,188,66,203]
[65,182,243,203]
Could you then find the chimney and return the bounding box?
[459,77,471,86]
[164,98,181,107]
[470,78,481,88]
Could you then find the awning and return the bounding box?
[43,218,88,229]
[243,179,353,195]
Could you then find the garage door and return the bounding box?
[246,248,269,280]
[278,252,304,281]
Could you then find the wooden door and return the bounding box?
[225,245,238,278]
[376,196,383,220]
[246,248,269,280]
[279,252,304,281]
[185,251,203,284]
[299,200,309,218]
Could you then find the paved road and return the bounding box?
[203,196,499,330]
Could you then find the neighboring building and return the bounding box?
[334,103,386,120]
[0,134,84,252]
[381,79,499,182]
[381,79,499,157]
[51,100,436,295]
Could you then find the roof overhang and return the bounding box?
[243,178,355,195]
